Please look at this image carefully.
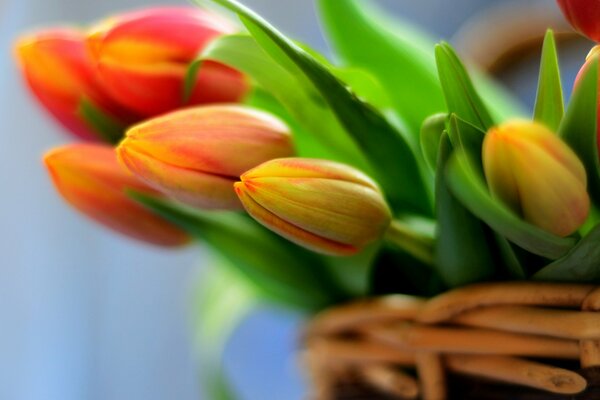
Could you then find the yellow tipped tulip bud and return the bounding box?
[234,158,392,256]
[117,105,295,210]
[44,144,190,247]
[483,120,590,237]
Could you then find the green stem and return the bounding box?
[384,219,435,266]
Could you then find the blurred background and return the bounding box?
[0,0,591,399]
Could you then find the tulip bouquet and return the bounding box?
[15,0,600,398]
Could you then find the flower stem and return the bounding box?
[384,219,435,266]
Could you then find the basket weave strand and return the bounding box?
[304,283,600,400]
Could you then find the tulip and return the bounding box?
[483,120,589,237]
[234,158,392,256]
[557,0,600,42]
[87,7,248,117]
[117,105,295,210]
[14,28,131,142]
[44,144,190,247]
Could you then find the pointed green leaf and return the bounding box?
[317,0,444,136]
[420,113,447,173]
[534,223,600,282]
[559,58,600,204]
[446,114,486,167]
[445,149,576,259]
[197,0,431,216]
[435,133,496,287]
[129,192,345,310]
[435,42,494,131]
[194,264,258,400]
[534,30,564,131]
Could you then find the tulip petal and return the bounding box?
[95,59,187,117]
[187,61,248,105]
[235,182,358,256]
[242,158,379,189]
[44,144,189,246]
[88,7,235,64]
[509,139,590,237]
[241,177,390,245]
[123,105,293,176]
[117,142,241,210]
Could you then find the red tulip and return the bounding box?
[87,7,248,117]
[557,0,600,42]
[15,28,131,141]
[44,144,190,247]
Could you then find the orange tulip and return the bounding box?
[15,28,131,142]
[234,158,392,256]
[483,120,589,237]
[87,7,248,117]
[44,144,190,247]
[117,105,295,210]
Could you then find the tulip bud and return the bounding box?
[483,120,589,237]
[557,0,600,42]
[14,28,131,141]
[234,158,392,256]
[117,105,295,210]
[87,7,248,117]
[44,144,190,247]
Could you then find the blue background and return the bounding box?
[0,0,588,399]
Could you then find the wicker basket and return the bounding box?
[304,283,600,400]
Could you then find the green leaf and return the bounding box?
[77,98,126,144]
[435,42,494,131]
[533,223,600,282]
[534,30,564,131]
[435,133,495,287]
[197,0,432,216]
[559,58,600,205]
[445,149,576,259]
[446,114,485,167]
[194,263,258,400]
[420,113,447,173]
[331,66,392,110]
[494,235,527,280]
[317,0,444,136]
[129,192,344,310]
[187,34,355,164]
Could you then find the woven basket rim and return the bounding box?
[304,282,600,400]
